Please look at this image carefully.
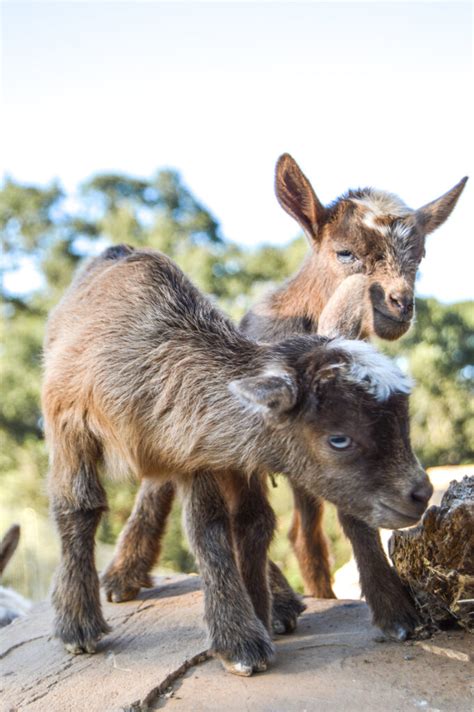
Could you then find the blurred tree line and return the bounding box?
[1,169,473,597]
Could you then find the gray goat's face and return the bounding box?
[297,387,432,529]
[231,338,433,530]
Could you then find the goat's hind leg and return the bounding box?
[182,471,274,676]
[289,484,336,598]
[50,458,110,654]
[231,473,274,631]
[231,472,305,634]
[102,479,175,602]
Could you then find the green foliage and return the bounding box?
[379,299,474,467]
[1,169,472,599]
[0,178,63,257]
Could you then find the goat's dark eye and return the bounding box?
[336,250,355,263]
[328,435,353,450]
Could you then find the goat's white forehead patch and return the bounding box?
[351,190,413,218]
[351,190,414,237]
[327,338,413,401]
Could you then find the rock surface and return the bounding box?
[1,575,472,712]
[390,476,474,632]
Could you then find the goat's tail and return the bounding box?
[0,524,20,576]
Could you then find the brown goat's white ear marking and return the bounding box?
[327,338,413,401]
[275,153,327,243]
[415,176,468,235]
[229,367,297,415]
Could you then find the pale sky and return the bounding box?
[1,1,473,302]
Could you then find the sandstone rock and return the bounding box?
[1,575,472,712]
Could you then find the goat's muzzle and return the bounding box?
[377,470,433,529]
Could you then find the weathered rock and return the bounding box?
[1,575,472,712]
[389,476,474,632]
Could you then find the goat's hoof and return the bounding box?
[375,622,414,643]
[272,618,287,635]
[56,612,111,655]
[374,607,419,643]
[65,640,99,655]
[62,626,109,654]
[102,568,150,602]
[220,658,269,677]
[109,588,140,603]
[272,592,306,635]
[391,624,411,642]
[272,613,299,635]
[216,624,275,676]
[221,660,254,677]
[62,623,110,655]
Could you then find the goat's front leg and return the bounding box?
[102,479,175,602]
[231,474,305,635]
[231,472,305,634]
[317,273,368,339]
[182,471,274,676]
[338,511,419,640]
[51,462,111,654]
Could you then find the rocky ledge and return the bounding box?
[1,574,472,712]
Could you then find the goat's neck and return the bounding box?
[263,254,334,324]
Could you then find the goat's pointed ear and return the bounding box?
[415,176,468,235]
[275,153,327,243]
[229,370,297,416]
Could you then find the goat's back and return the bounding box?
[45,246,243,375]
[42,247,256,480]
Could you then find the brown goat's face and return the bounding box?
[275,153,467,341]
[231,338,433,530]
[316,202,422,340]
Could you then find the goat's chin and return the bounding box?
[371,503,422,531]
[372,310,412,341]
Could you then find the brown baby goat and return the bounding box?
[44,246,431,675]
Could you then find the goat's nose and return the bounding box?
[389,291,414,318]
[410,479,433,507]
